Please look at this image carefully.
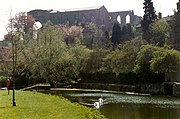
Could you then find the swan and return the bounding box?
[98,97,103,105]
[94,97,104,109]
[94,101,100,109]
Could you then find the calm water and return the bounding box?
[42,89,180,119]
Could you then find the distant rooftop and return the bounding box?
[59,6,103,12]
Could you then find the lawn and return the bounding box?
[0,90,106,119]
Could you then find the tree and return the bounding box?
[134,45,157,73]
[68,42,92,77]
[59,25,83,45]
[82,22,112,49]
[7,12,35,36]
[82,22,97,48]
[121,24,134,41]
[149,20,170,47]
[3,12,35,88]
[93,29,113,50]
[29,22,67,85]
[21,22,92,86]
[102,36,147,74]
[141,0,157,41]
[81,48,109,74]
[111,22,121,46]
[150,48,180,73]
[4,12,35,43]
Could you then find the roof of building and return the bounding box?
[29,6,105,14]
[59,6,103,12]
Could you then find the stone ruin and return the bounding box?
[28,6,142,29]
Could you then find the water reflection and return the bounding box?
[101,103,180,119]
[42,90,180,119]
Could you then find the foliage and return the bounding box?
[111,22,121,46]
[0,76,8,87]
[111,23,135,47]
[4,12,35,81]
[7,12,35,35]
[0,90,106,119]
[82,22,97,48]
[82,48,110,74]
[3,11,180,87]
[29,22,81,86]
[59,25,83,45]
[149,20,170,47]
[14,22,64,86]
[141,0,157,41]
[167,14,180,51]
[134,45,158,73]
[68,43,92,73]
[135,45,180,73]
[82,22,112,50]
[14,22,93,87]
[121,24,134,41]
[150,48,180,72]
[93,30,113,50]
[102,37,147,74]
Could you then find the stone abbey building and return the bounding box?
[28,6,142,28]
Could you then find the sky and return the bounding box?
[0,0,178,40]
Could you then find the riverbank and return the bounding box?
[0,90,106,119]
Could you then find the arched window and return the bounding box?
[117,15,121,24]
[109,16,112,20]
[126,14,130,24]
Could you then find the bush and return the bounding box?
[0,76,8,88]
[79,72,165,85]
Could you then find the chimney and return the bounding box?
[158,12,162,19]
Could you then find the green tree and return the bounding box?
[59,25,83,45]
[82,22,112,50]
[81,48,109,73]
[17,22,65,85]
[150,48,180,73]
[141,0,157,41]
[134,45,157,73]
[121,24,134,41]
[82,22,97,49]
[111,22,121,46]
[4,12,36,87]
[93,29,113,50]
[26,22,92,86]
[149,20,170,47]
[102,37,147,74]
[68,42,92,76]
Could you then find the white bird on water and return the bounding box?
[99,97,103,105]
[94,97,104,109]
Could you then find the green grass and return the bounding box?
[0,90,106,119]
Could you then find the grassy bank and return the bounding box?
[0,90,105,119]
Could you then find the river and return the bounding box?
[41,89,180,119]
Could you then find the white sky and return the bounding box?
[0,0,178,40]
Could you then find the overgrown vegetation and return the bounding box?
[0,0,180,88]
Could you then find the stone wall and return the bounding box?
[164,82,180,97]
[71,83,164,95]
[28,6,141,29]
[165,72,180,82]
[173,82,180,97]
